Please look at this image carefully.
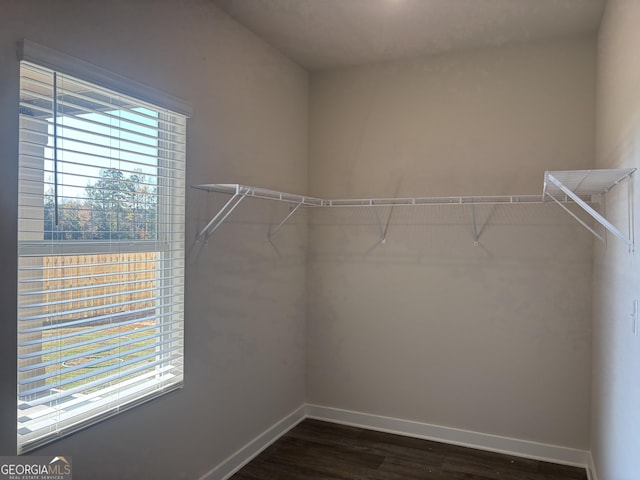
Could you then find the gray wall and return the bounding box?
[593,1,640,478]
[307,36,595,449]
[0,1,308,479]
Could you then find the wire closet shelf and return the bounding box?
[194,168,636,250]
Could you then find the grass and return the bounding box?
[41,319,158,393]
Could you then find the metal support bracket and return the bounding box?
[545,191,605,243]
[268,202,303,240]
[196,190,248,242]
[471,204,479,246]
[543,170,635,252]
[373,207,395,245]
[373,208,387,245]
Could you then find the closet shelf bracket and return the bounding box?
[373,208,386,244]
[471,204,479,246]
[543,169,636,252]
[193,184,323,240]
[373,207,395,245]
[195,188,247,241]
[268,202,304,240]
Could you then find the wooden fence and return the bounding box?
[44,252,158,323]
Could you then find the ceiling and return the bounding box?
[213,0,605,70]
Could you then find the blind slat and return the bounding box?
[19,319,184,361]
[18,313,182,348]
[19,292,183,325]
[20,364,181,416]
[19,66,189,128]
[19,338,182,386]
[19,349,183,398]
[17,59,186,454]
[20,274,172,297]
[19,141,186,177]
[20,263,180,282]
[22,283,161,309]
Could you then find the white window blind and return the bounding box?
[17,61,186,454]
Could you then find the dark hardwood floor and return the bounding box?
[231,419,587,480]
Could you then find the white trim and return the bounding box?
[198,405,306,480]
[587,452,599,480]
[18,39,193,117]
[305,404,590,469]
[199,404,590,478]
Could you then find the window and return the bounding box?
[17,56,187,453]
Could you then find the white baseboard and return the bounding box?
[587,452,598,480]
[199,403,590,479]
[198,404,306,480]
[306,404,590,469]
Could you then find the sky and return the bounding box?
[45,107,160,202]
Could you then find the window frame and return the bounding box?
[16,41,191,454]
